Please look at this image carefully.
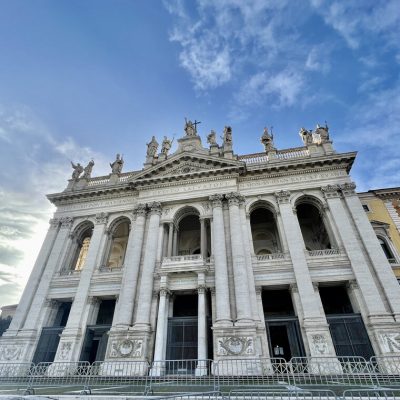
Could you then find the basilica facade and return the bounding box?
[1,121,400,369]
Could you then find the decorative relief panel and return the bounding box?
[379,332,400,353]
[0,344,23,361]
[58,342,72,360]
[310,334,329,355]
[109,339,143,358]
[217,336,254,356]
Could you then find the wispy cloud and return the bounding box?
[0,104,109,307]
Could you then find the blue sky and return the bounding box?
[0,0,399,308]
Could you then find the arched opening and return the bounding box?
[250,206,282,254]
[177,214,200,256]
[105,219,130,269]
[296,202,331,250]
[69,223,94,271]
[378,237,395,261]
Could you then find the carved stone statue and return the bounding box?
[161,136,173,155]
[146,136,159,158]
[207,130,217,145]
[260,127,275,152]
[299,127,313,145]
[70,161,83,180]
[184,118,197,136]
[82,160,94,179]
[222,126,232,145]
[314,123,330,143]
[110,154,124,174]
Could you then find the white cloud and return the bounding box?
[305,47,331,73]
[0,104,109,308]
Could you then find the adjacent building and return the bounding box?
[1,122,400,369]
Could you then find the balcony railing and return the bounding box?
[254,252,287,261]
[163,254,203,263]
[306,248,341,257]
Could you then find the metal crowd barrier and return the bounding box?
[289,357,375,388]
[369,356,400,388]
[24,361,90,395]
[153,391,222,400]
[84,360,150,395]
[0,362,33,395]
[229,389,337,399]
[146,359,216,395]
[2,356,400,396]
[342,388,400,399]
[214,358,291,390]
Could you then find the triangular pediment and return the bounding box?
[130,151,245,185]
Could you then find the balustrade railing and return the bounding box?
[254,252,286,261]
[163,254,203,263]
[306,248,340,257]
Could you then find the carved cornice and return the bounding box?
[340,182,357,197]
[274,190,291,204]
[321,184,341,199]
[209,194,224,208]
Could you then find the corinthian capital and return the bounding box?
[134,203,147,218]
[339,182,356,196]
[321,184,340,199]
[274,190,291,204]
[60,217,74,228]
[49,218,60,229]
[95,212,108,225]
[225,192,245,207]
[209,194,224,208]
[147,201,162,215]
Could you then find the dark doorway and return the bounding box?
[319,285,374,359]
[166,293,198,366]
[79,299,115,363]
[32,301,72,364]
[263,289,305,360]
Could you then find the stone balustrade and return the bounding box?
[306,248,341,257]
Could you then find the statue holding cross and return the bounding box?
[184,118,201,136]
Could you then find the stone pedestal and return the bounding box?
[209,144,220,156]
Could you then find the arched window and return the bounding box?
[378,237,395,261]
[68,224,94,271]
[250,206,282,254]
[296,202,331,250]
[177,213,200,256]
[105,219,130,269]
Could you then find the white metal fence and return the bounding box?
[1,356,400,397]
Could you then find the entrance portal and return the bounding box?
[262,288,305,360]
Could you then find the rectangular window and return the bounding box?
[362,204,370,212]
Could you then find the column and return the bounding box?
[6,218,60,334]
[209,194,232,325]
[173,228,178,256]
[112,204,147,329]
[239,201,259,322]
[54,212,109,362]
[22,217,74,333]
[321,185,391,318]
[226,193,253,324]
[200,218,207,259]
[167,222,173,257]
[151,288,170,375]
[274,190,336,357]
[196,285,208,376]
[134,202,162,328]
[246,214,256,256]
[339,183,400,319]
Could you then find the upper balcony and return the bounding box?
[160,254,212,274]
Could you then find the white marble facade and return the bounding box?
[1,122,400,367]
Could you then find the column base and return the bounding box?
[0,331,38,364]
[212,323,267,375]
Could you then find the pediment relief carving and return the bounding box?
[131,154,244,183]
